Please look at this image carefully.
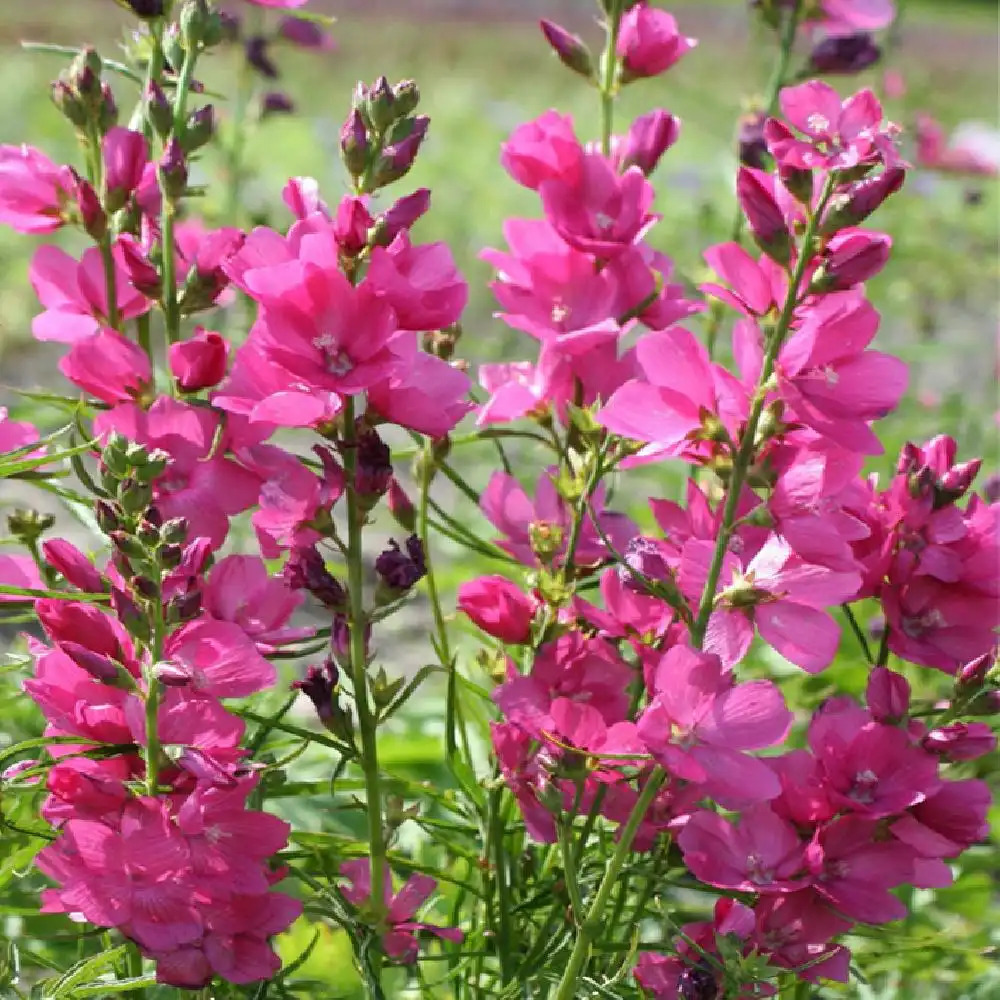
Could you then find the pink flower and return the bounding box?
[0,552,43,600]
[0,406,39,455]
[891,779,991,859]
[805,815,913,923]
[59,328,152,404]
[765,81,900,172]
[681,535,861,672]
[817,228,892,289]
[616,3,696,81]
[457,575,537,644]
[41,539,105,593]
[160,618,277,698]
[480,467,635,567]
[29,244,150,343]
[95,398,262,549]
[613,109,681,176]
[340,859,463,963]
[282,176,328,220]
[366,234,467,332]
[702,241,783,317]
[737,167,793,263]
[491,721,557,842]
[637,645,791,808]
[0,143,74,233]
[203,554,309,653]
[915,114,999,177]
[818,0,896,33]
[500,110,583,190]
[169,327,230,392]
[679,803,808,893]
[102,127,149,210]
[540,155,658,258]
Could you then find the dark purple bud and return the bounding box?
[331,612,371,662]
[737,111,768,170]
[98,83,118,132]
[292,660,339,723]
[677,965,719,1000]
[374,535,426,593]
[809,32,881,75]
[261,92,295,118]
[167,589,202,624]
[340,108,370,177]
[379,187,431,243]
[158,138,188,200]
[111,586,150,641]
[822,166,905,232]
[125,0,166,17]
[372,116,429,188]
[983,472,1000,504]
[181,104,215,153]
[936,458,982,508]
[76,178,106,240]
[539,19,594,79]
[283,547,347,609]
[617,109,680,176]
[387,478,417,533]
[60,642,121,684]
[355,427,393,505]
[245,35,279,78]
[278,16,334,50]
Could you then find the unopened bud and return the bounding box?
[364,75,396,132]
[340,108,370,177]
[76,178,106,240]
[539,19,594,80]
[370,116,429,188]
[181,105,215,153]
[158,138,188,200]
[71,48,103,105]
[144,81,173,138]
[124,0,166,17]
[51,77,88,129]
[808,32,881,76]
[391,79,420,118]
[386,478,417,532]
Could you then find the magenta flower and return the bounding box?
[539,154,657,258]
[457,575,538,644]
[636,644,791,808]
[0,143,74,233]
[0,552,43,600]
[29,244,150,342]
[891,778,991,860]
[203,554,309,654]
[102,127,149,210]
[818,0,895,32]
[613,109,680,176]
[95,398,261,549]
[161,618,277,699]
[915,114,1000,177]
[59,328,152,404]
[765,81,900,172]
[702,241,783,318]
[491,721,557,842]
[679,803,808,893]
[41,539,105,594]
[481,467,635,567]
[340,859,463,963]
[616,3,697,81]
[367,233,467,332]
[681,535,861,672]
[805,815,914,923]
[500,110,583,191]
[0,406,39,455]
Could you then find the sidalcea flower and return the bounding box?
[457,575,537,644]
[102,127,149,211]
[500,110,583,191]
[613,108,681,176]
[340,859,463,963]
[59,328,152,404]
[41,539,105,593]
[29,244,150,342]
[0,553,43,601]
[0,406,39,454]
[0,144,75,233]
[616,3,696,82]
[637,645,791,808]
[480,467,635,567]
[915,114,1000,178]
[816,0,895,33]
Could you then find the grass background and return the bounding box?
[0,0,998,997]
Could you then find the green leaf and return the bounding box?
[0,438,97,479]
[0,584,109,603]
[41,944,129,997]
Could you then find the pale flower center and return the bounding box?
[849,768,879,804]
[807,113,830,134]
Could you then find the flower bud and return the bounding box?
[292,660,353,740]
[955,651,994,692]
[821,166,905,232]
[528,520,564,564]
[391,79,420,117]
[378,187,431,243]
[158,138,188,200]
[283,547,347,609]
[71,48,103,106]
[180,0,214,51]
[866,666,910,723]
[371,116,429,188]
[354,427,393,509]
[6,508,55,546]
[539,19,594,80]
[387,478,417,533]
[260,92,294,118]
[340,108,370,178]
[124,0,165,18]
[75,178,106,240]
[936,459,982,508]
[921,722,996,762]
[737,166,791,264]
[616,109,680,176]
[42,539,105,593]
[61,641,134,689]
[617,4,697,83]
[51,77,88,129]
[181,105,215,153]
[144,81,173,139]
[458,575,536,644]
[103,127,148,212]
[811,229,891,291]
[167,589,202,624]
[737,111,768,170]
[169,327,229,391]
[374,535,426,596]
[364,75,396,132]
[808,32,881,76]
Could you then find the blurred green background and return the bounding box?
[0,1,998,997]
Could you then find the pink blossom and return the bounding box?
[29,244,150,343]
[0,406,39,455]
[805,815,913,923]
[616,3,696,81]
[457,575,537,644]
[765,81,900,172]
[818,0,896,33]
[679,803,807,893]
[480,467,635,567]
[0,143,74,233]
[169,327,230,392]
[0,553,43,600]
[915,114,999,177]
[865,665,910,722]
[203,554,309,653]
[500,110,583,190]
[891,779,991,859]
[817,228,892,289]
[491,721,557,842]
[59,328,152,404]
[702,241,782,317]
[366,233,467,331]
[95,398,261,549]
[613,108,680,176]
[102,128,149,210]
[637,645,791,807]
[161,618,277,698]
[282,176,328,220]
[340,859,463,963]
[41,539,105,593]
[539,155,657,258]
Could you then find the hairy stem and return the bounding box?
[144,562,165,797]
[599,0,625,156]
[341,398,387,929]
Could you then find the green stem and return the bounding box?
[224,48,254,226]
[876,624,891,667]
[144,568,165,797]
[690,174,835,646]
[549,768,665,1000]
[341,398,387,930]
[599,0,625,156]
[842,603,874,664]
[705,0,804,359]
[100,235,120,331]
[136,314,154,394]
